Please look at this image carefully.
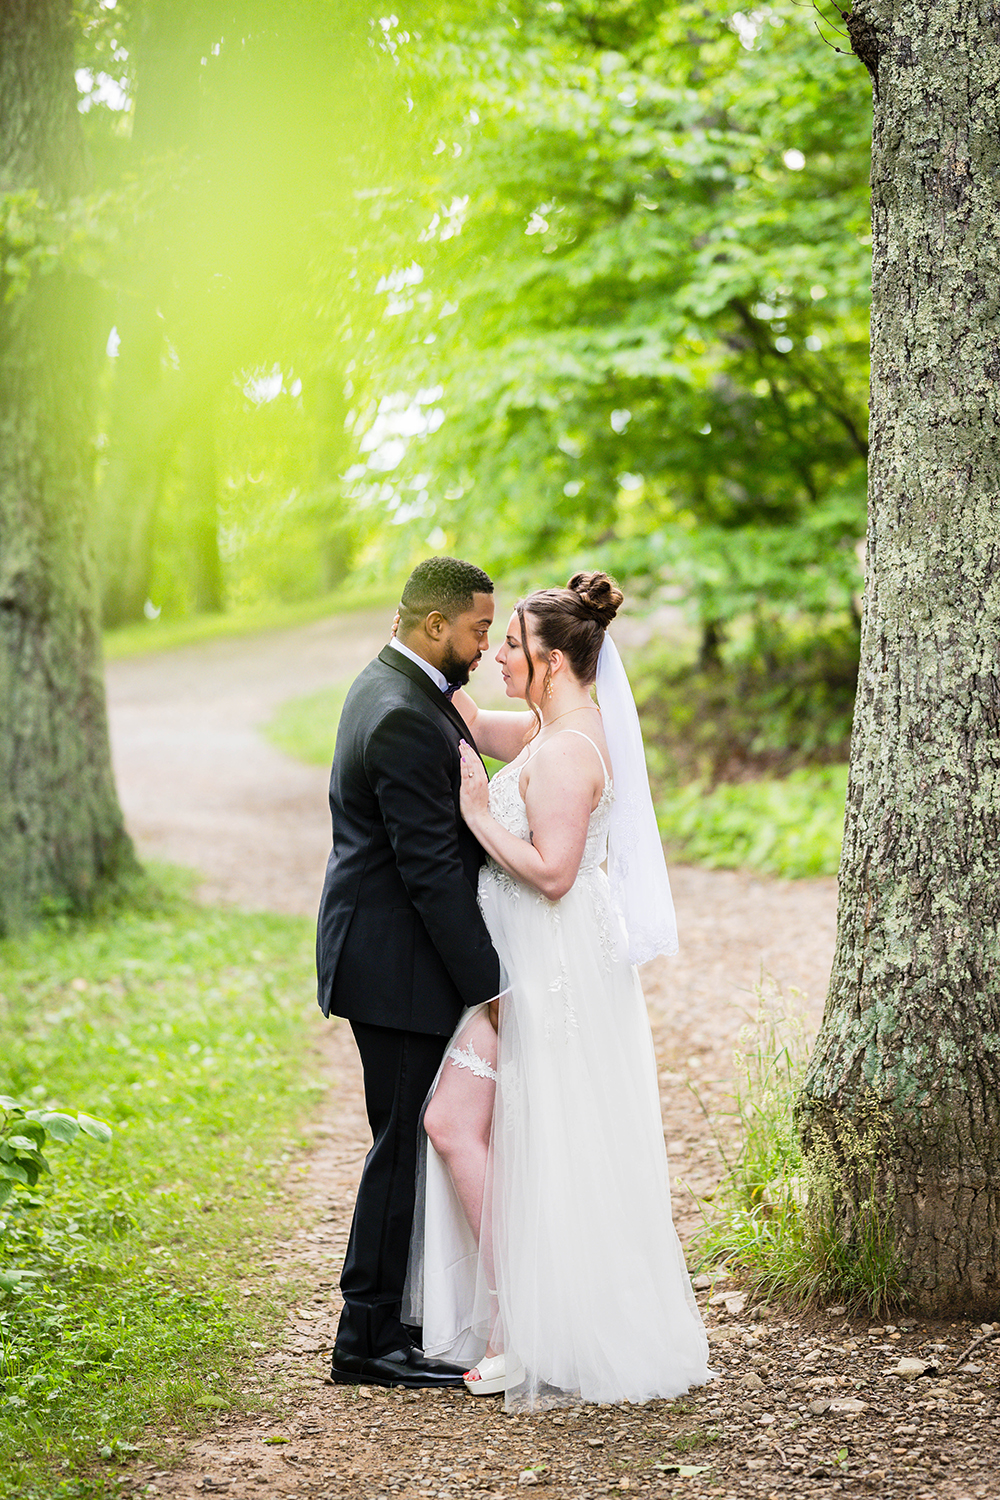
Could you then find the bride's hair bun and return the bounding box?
[567,571,623,628]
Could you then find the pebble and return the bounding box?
[739,1372,766,1391]
[895,1357,932,1380]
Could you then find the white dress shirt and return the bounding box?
[388,636,450,695]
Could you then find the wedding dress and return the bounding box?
[404,732,711,1409]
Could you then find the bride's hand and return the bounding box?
[458,740,489,824]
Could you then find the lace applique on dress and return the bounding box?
[480,739,614,912]
[447,1039,498,1082]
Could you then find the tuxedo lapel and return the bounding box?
[377,645,478,745]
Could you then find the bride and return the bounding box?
[403,571,710,1409]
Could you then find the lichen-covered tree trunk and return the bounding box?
[0,0,135,931]
[800,0,1000,1312]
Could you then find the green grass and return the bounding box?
[656,765,848,879]
[0,871,325,1499]
[263,683,348,767]
[689,984,905,1317]
[103,583,399,661]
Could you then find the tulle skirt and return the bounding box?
[404,861,711,1409]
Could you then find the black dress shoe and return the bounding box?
[330,1345,466,1389]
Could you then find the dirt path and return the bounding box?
[104,615,994,1500]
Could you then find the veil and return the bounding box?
[595,633,678,963]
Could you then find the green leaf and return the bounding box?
[39,1111,81,1143]
[0,1269,38,1293]
[262,1435,290,1445]
[78,1113,113,1143]
[0,1095,21,1111]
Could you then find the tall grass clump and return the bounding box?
[691,984,904,1317]
[0,869,325,1500]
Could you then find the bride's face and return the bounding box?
[496,610,547,703]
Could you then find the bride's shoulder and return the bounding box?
[521,725,609,792]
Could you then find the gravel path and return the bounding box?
[103,613,994,1500]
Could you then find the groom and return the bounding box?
[317,556,501,1388]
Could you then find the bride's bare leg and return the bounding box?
[423,1010,503,1376]
[423,1009,497,1240]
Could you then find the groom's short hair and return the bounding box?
[399,556,493,630]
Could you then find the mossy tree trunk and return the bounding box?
[800,0,1000,1313]
[0,0,136,931]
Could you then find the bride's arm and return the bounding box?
[451,690,535,763]
[458,737,601,901]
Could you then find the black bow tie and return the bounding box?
[443,682,461,701]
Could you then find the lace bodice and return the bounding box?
[485,734,613,884]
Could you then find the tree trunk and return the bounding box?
[800,0,1000,1313]
[97,2,206,627]
[0,0,136,931]
[181,394,224,615]
[98,307,174,627]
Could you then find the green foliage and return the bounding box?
[691,986,905,1316]
[0,876,323,1497]
[358,0,871,620]
[23,1,874,649]
[631,620,854,878]
[657,767,847,880]
[635,625,858,784]
[0,1098,112,1281]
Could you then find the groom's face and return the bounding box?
[438,592,495,686]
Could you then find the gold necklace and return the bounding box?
[540,704,600,730]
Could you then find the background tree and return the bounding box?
[87,0,398,625]
[355,0,872,665]
[0,0,136,932]
[801,0,1000,1311]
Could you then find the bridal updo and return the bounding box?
[517,570,624,689]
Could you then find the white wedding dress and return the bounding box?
[404,733,711,1409]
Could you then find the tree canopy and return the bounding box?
[23,0,874,645]
[351,0,873,650]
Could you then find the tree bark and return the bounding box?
[0,0,136,931]
[800,0,1000,1312]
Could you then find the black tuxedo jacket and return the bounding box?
[316,645,501,1035]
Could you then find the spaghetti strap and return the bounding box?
[528,728,611,786]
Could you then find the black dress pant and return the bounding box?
[335,1020,448,1359]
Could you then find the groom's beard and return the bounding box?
[440,644,481,688]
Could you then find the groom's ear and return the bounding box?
[423,610,448,641]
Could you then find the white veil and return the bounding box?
[595,633,678,963]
